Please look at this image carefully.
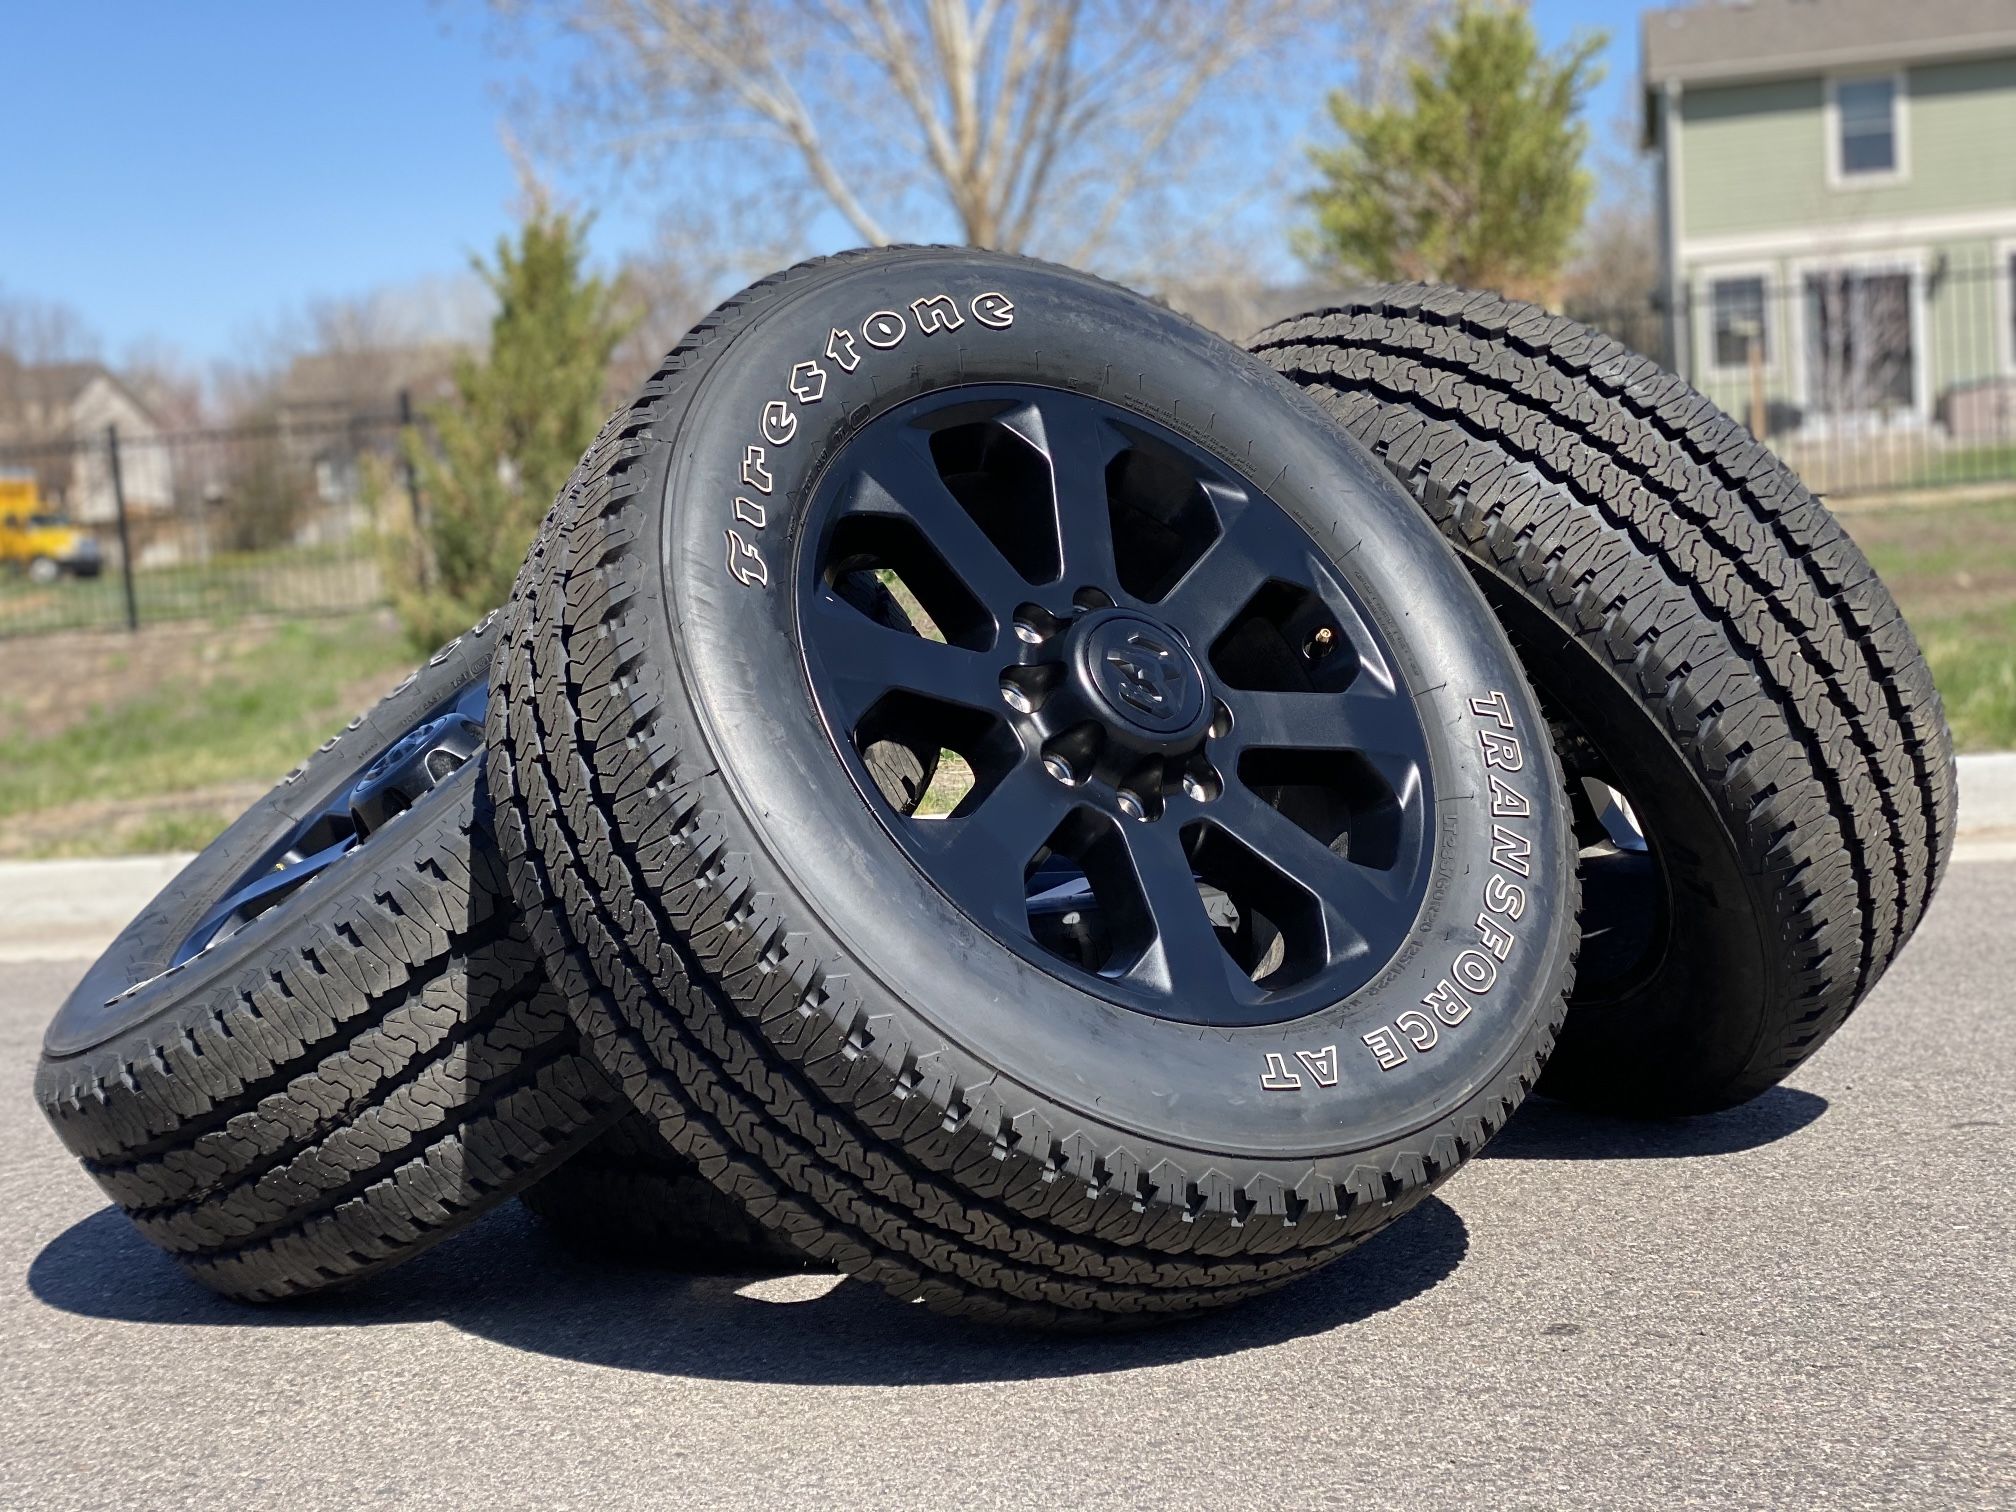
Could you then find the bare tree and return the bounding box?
[0,289,104,516]
[121,340,211,432]
[1560,201,1659,314]
[0,288,102,434]
[0,287,100,370]
[1554,200,1665,366]
[605,206,801,392]
[507,0,1411,268]
[209,275,493,429]
[1343,0,1450,109]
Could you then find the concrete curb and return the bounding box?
[0,853,194,965]
[3,754,2013,963]
[1955,752,2016,863]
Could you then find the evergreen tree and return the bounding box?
[385,204,629,648]
[1302,1,1603,300]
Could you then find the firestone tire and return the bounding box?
[33,617,623,1301]
[1251,285,1957,1114]
[488,246,1579,1328]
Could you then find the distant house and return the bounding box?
[270,344,459,505]
[0,357,174,523]
[1643,0,2016,441]
[272,345,459,429]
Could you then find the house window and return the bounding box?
[1710,276,1770,370]
[1833,75,1900,180]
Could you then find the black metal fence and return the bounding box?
[4,256,2013,640]
[0,410,423,638]
[1569,253,2016,500]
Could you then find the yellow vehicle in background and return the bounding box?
[0,472,102,583]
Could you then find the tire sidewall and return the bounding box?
[643,250,1573,1162]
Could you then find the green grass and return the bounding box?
[1846,494,2016,750]
[1906,442,2016,491]
[0,542,380,637]
[0,612,413,840]
[1909,603,2016,750]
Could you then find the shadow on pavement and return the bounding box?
[1484,1085,1828,1161]
[28,1195,1468,1385]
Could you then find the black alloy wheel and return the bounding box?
[801,386,1436,1025]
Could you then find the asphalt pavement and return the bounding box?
[3,863,2012,1510]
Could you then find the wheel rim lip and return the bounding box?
[165,677,487,969]
[795,381,1439,1028]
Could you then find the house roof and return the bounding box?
[1643,0,2016,89]
[0,356,151,445]
[0,355,114,407]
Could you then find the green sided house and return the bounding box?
[1642,0,2016,487]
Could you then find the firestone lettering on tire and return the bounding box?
[722,292,1017,590]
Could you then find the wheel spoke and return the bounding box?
[807,592,1003,723]
[1208,787,1417,962]
[1055,494,1118,593]
[912,760,1072,936]
[1156,499,1307,641]
[1219,682,1412,755]
[1111,820,1239,999]
[448,677,488,726]
[1020,398,1121,588]
[174,837,353,965]
[844,434,1030,607]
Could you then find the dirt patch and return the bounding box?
[0,613,401,746]
[1840,495,2016,622]
[0,608,416,856]
[0,781,271,860]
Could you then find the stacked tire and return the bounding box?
[33,616,622,1299]
[35,249,1953,1327]
[1246,285,1954,1113]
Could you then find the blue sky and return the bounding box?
[0,0,1651,366]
